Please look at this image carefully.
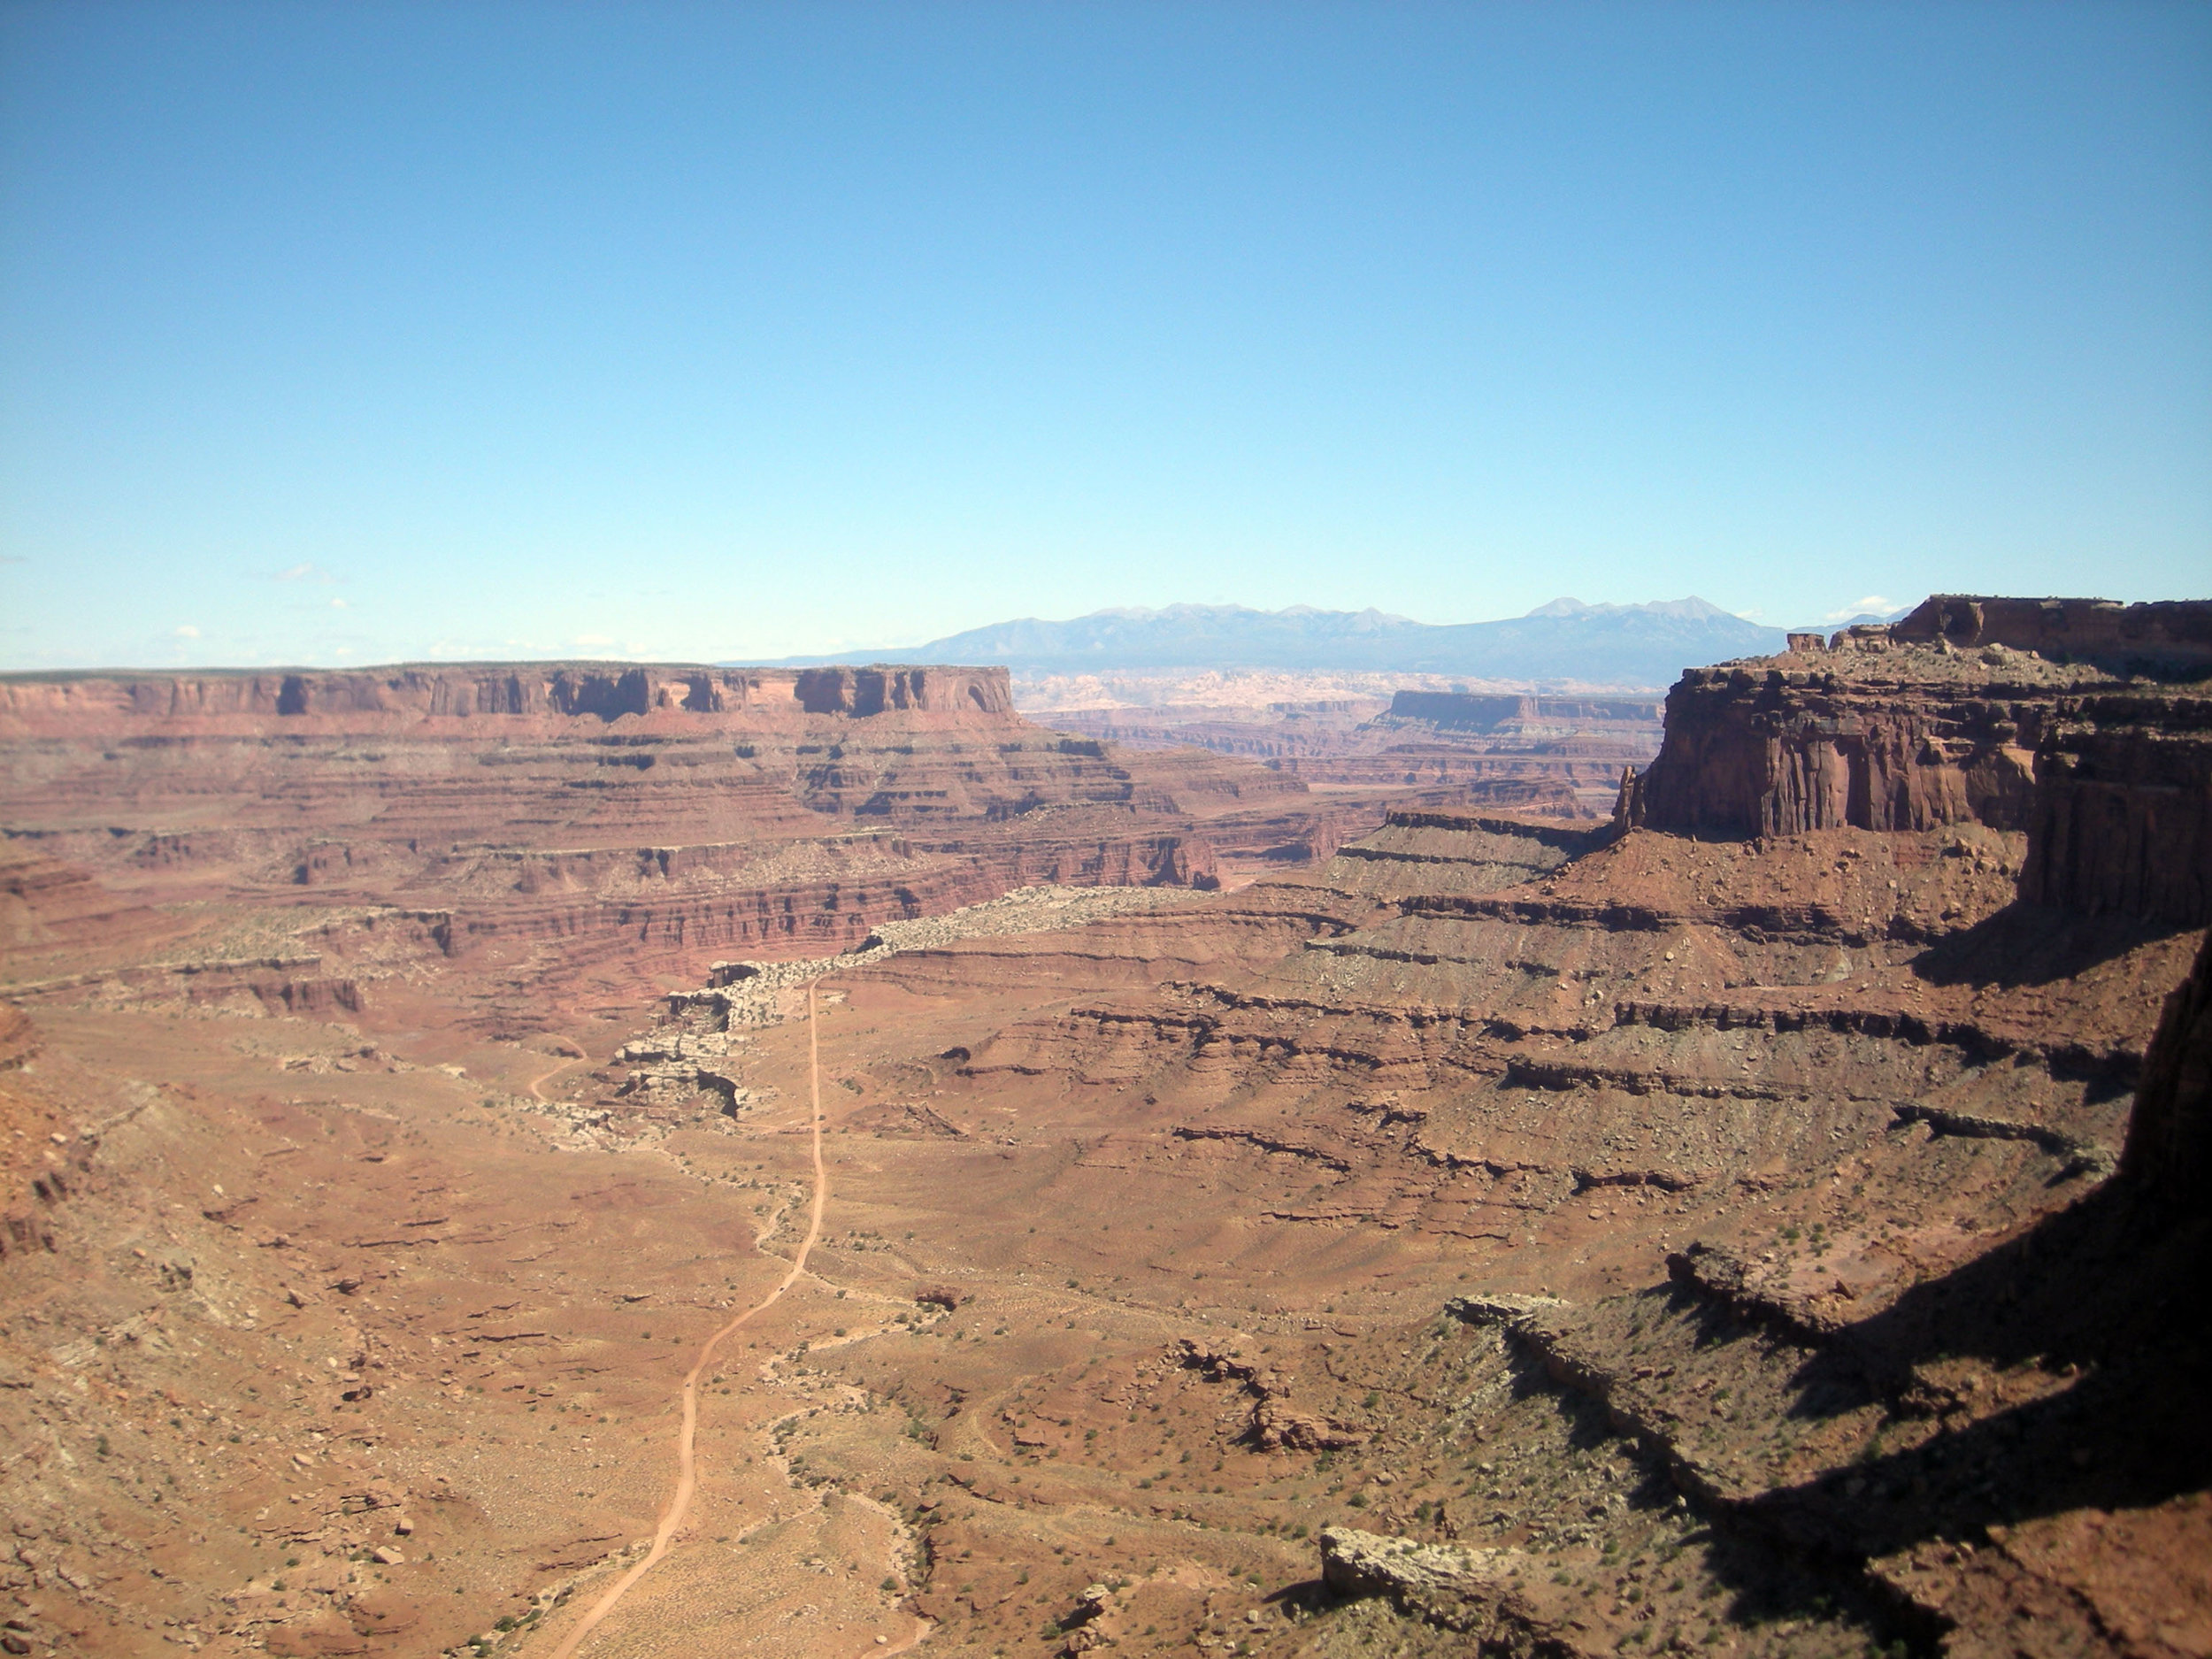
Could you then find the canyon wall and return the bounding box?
[1628,662,2055,838]
[0,662,1016,734]
[5,605,2208,1659]
[2018,691,2212,926]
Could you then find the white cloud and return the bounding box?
[330,597,349,609]
[173,624,202,639]
[1822,595,1899,624]
[275,561,338,583]
[572,633,614,647]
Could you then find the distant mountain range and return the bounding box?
[758,598,1798,690]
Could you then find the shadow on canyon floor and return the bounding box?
[1757,1184,2210,1559]
[1910,902,2192,991]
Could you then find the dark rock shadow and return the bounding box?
[1700,1525,1919,1647]
[1910,902,2186,990]
[1263,1578,1333,1613]
[1756,1182,2211,1561]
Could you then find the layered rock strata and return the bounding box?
[0,663,1018,730]
[0,660,1388,1015]
[4,604,2207,1659]
[2019,692,2212,925]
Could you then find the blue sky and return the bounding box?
[2,1,2207,669]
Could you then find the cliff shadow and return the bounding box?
[1754,1181,2212,1562]
[1909,901,2190,990]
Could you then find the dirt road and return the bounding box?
[525,1048,589,1103]
[547,984,830,1657]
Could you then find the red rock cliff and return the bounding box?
[2020,691,2212,926]
[1628,658,2057,838]
[1627,598,2212,927]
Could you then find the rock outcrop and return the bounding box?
[1624,598,2212,928]
[1628,654,2068,838]
[1318,1525,1512,1605]
[1885,594,2212,679]
[1317,1526,1599,1651]
[1177,1338,1362,1451]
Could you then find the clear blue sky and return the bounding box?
[3,1,2207,669]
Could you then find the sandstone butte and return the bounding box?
[0,593,2204,1659]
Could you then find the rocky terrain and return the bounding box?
[0,596,2205,1659]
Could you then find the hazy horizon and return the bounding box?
[0,591,1872,677]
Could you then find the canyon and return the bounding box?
[0,662,1455,1030]
[0,595,2205,1659]
[1041,687,1662,813]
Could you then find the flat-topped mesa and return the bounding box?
[789,665,1012,718]
[1624,594,2212,926]
[0,662,1017,735]
[1386,690,1529,729]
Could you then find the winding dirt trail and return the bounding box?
[525,1049,590,1103]
[548,985,830,1658]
